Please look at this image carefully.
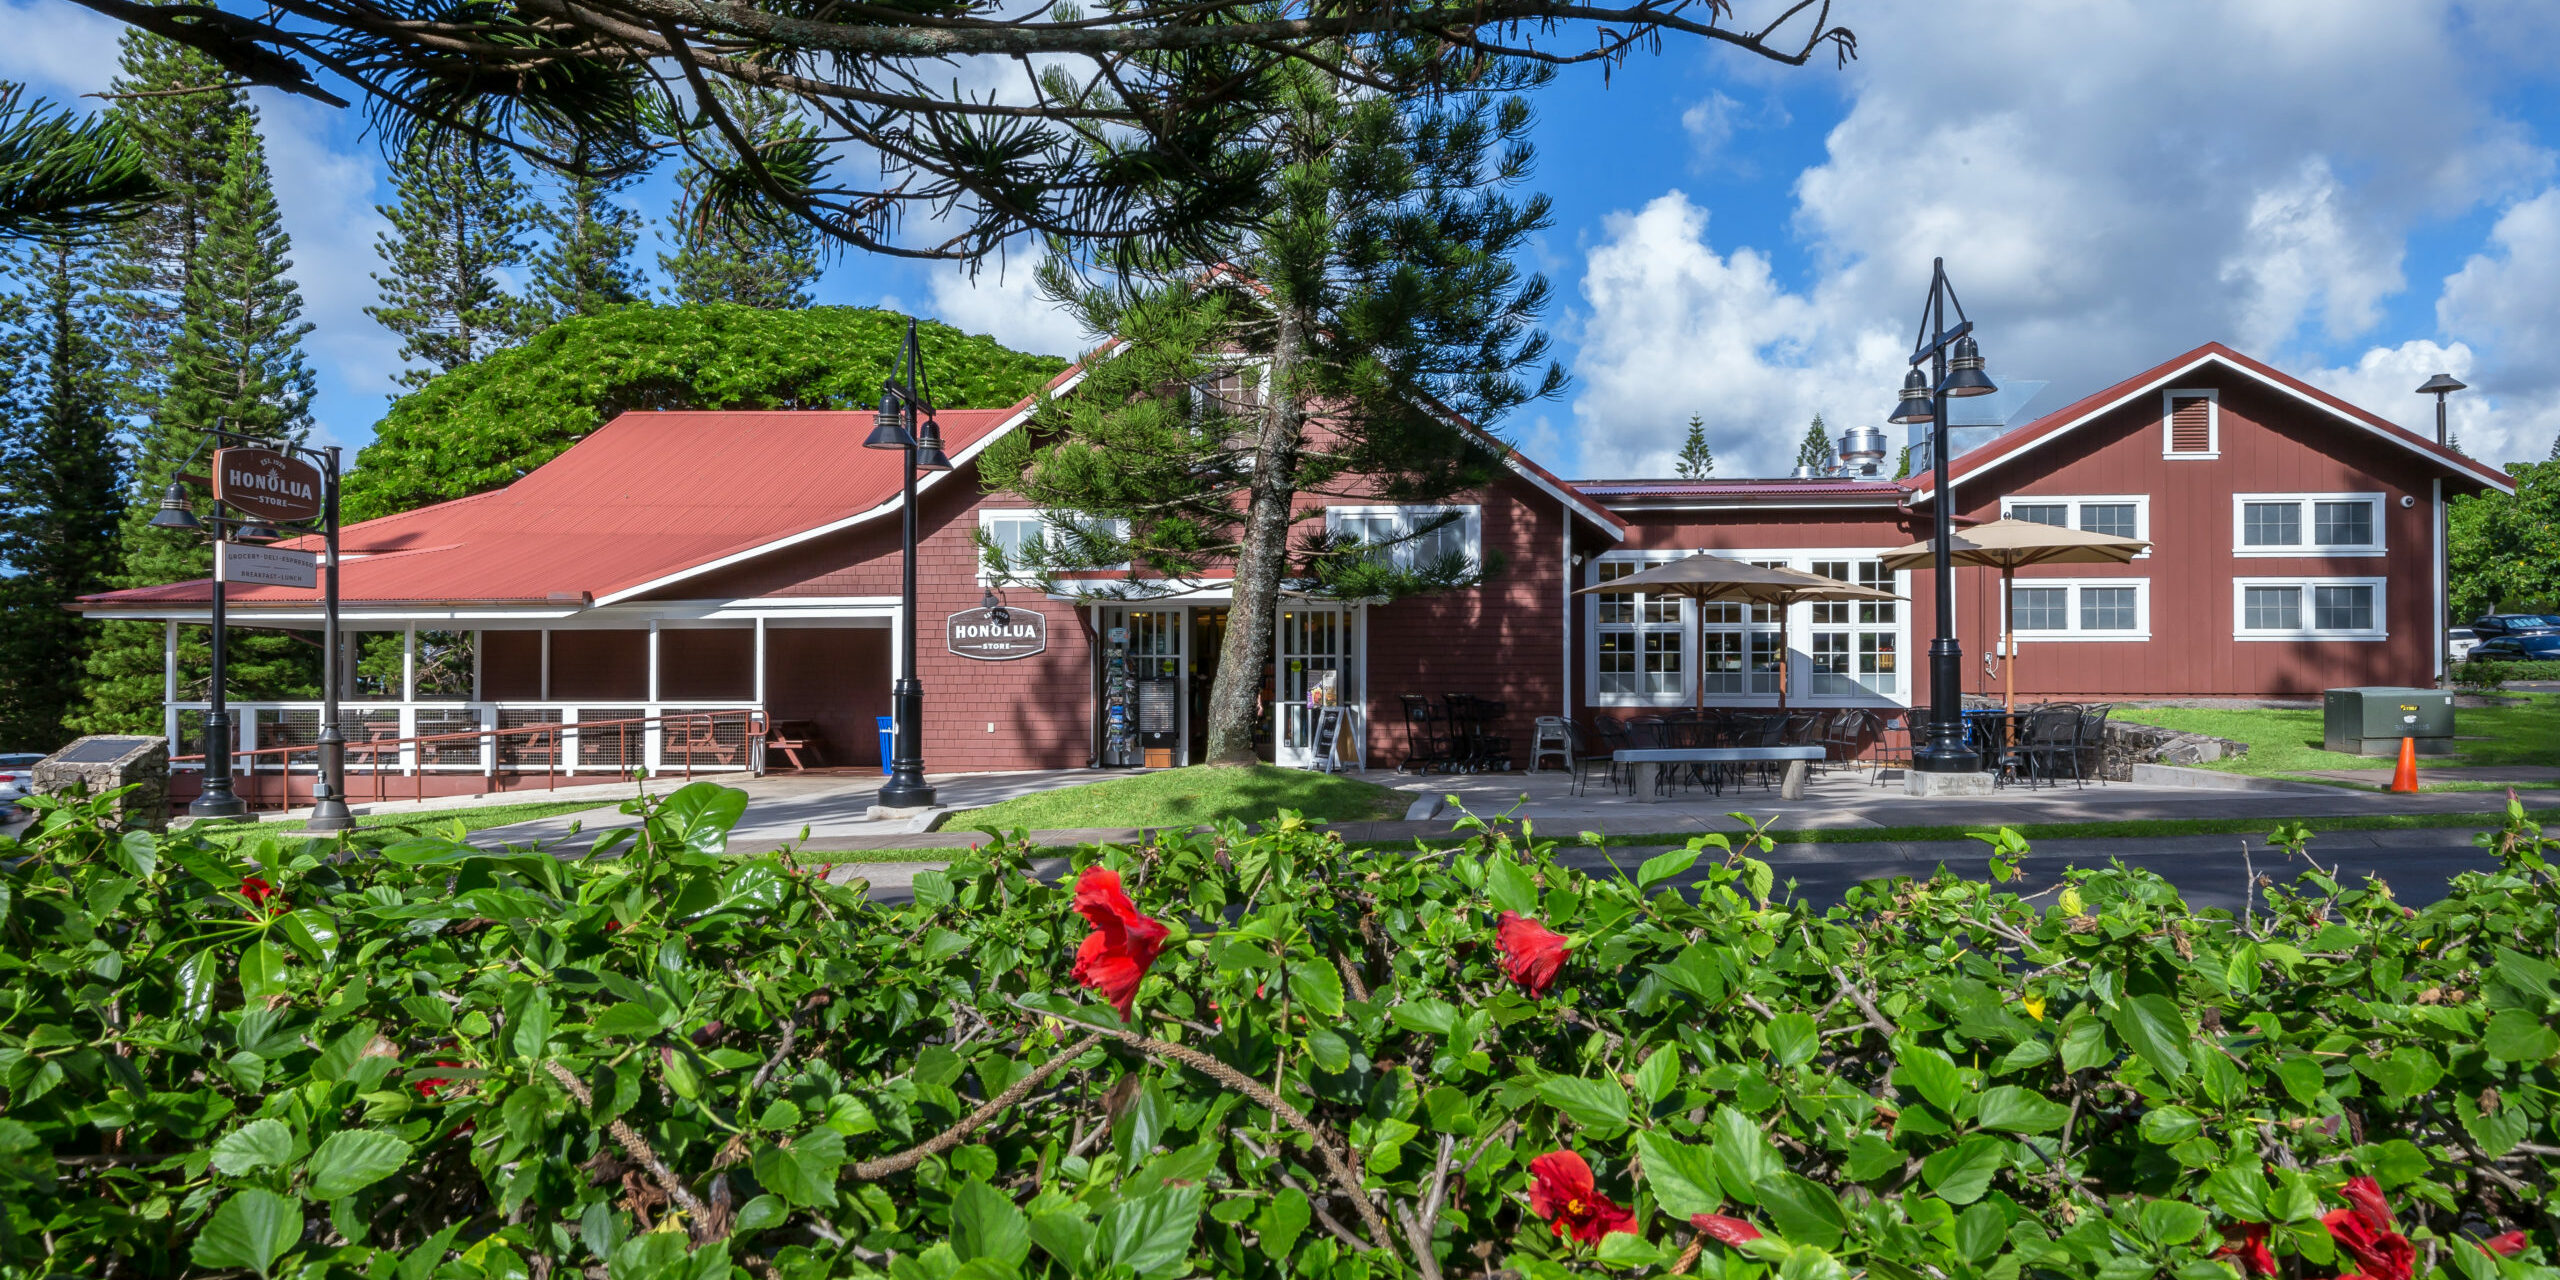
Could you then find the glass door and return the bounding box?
[1275,606,1351,767]
[1103,608,1185,767]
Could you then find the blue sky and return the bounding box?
[13,0,2560,478]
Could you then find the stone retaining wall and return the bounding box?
[2098,720,2250,783]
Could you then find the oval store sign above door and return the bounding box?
[212,446,324,523]
[947,606,1048,660]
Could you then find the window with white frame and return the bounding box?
[1593,558,1685,702]
[2231,493,2384,556]
[1187,360,1266,419]
[1698,561,1785,696]
[2002,578,2151,640]
[2001,494,2148,547]
[2232,577,2386,640]
[979,509,1128,583]
[2163,389,2218,458]
[1808,558,1900,694]
[1326,505,1483,574]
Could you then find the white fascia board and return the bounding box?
[1905,352,2516,504]
[590,361,1101,606]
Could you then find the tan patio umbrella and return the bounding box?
[1876,517,2151,712]
[1575,555,1902,710]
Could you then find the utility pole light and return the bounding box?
[2418,373,2465,690]
[1887,258,1999,778]
[866,319,948,810]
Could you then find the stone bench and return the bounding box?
[1612,745,1827,802]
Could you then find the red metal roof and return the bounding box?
[1575,478,1907,503]
[80,407,1022,610]
[1905,342,2517,501]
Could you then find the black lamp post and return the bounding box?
[864,319,950,808]
[1887,257,1999,774]
[2417,373,2466,688]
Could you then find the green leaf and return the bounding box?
[1485,855,1538,916]
[654,781,750,855]
[239,938,289,1000]
[191,1188,302,1279]
[1635,1129,1723,1221]
[1735,856,1775,906]
[1636,848,1699,891]
[752,1137,840,1210]
[2138,1200,2210,1247]
[1391,998,1459,1037]
[1538,1076,1632,1137]
[1976,1086,2069,1134]
[2058,1016,2112,1073]
[1599,1233,1674,1266]
[593,1002,668,1038]
[210,1117,294,1175]
[1632,1043,1680,1104]
[1919,1136,2006,1205]
[2107,995,2192,1081]
[1103,1182,1204,1278]
[2139,1107,2203,1145]
[1255,1188,1310,1263]
[1287,961,1345,1020]
[734,1195,788,1234]
[1710,1105,1781,1206]
[953,1180,1033,1268]
[308,1129,413,1200]
[1894,1043,1965,1112]
[1753,1173,1848,1249]
[2485,1008,2559,1063]
[271,909,340,963]
[1030,1204,1096,1271]
[1766,1014,1819,1069]
[504,982,553,1060]
[1304,1028,1352,1074]
[2203,1162,2272,1223]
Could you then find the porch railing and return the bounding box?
[166,702,767,814]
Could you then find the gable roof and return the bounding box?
[1904,342,2516,502]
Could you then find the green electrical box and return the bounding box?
[2321,687,2455,757]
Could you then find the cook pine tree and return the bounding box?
[657,86,821,309]
[525,118,645,321]
[982,54,1565,765]
[77,112,319,734]
[1675,414,1715,479]
[368,132,537,388]
[0,236,124,748]
[1794,413,1833,471]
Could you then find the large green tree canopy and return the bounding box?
[344,303,1067,522]
[2450,458,2560,617]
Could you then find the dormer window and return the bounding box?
[1189,362,1266,420]
[2163,389,2218,459]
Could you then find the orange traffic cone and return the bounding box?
[2389,736,2419,793]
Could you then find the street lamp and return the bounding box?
[1888,257,1999,776]
[865,319,949,809]
[2418,373,2466,688]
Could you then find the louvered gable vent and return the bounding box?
[2168,395,2213,454]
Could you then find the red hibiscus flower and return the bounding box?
[2479,1233,2528,1258]
[2216,1222,2278,1277]
[1692,1214,1763,1247]
[240,876,274,908]
[2324,1177,2415,1280]
[1069,866,1169,1020]
[413,1060,460,1099]
[1496,912,1572,997]
[1526,1150,1637,1244]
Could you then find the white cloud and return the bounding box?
[1575,0,2555,479]
[1681,92,1742,162]
[256,100,399,446]
[2439,187,2560,391]
[0,0,123,97]
[916,258,1089,358]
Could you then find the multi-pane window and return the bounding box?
[1326,506,1482,574]
[2233,494,2383,555]
[979,510,1051,584]
[1594,559,1684,700]
[2234,578,2386,639]
[2007,579,2149,639]
[2001,496,2149,549]
[1809,558,1900,695]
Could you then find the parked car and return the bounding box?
[2469,613,2560,639]
[0,752,43,811]
[2471,634,2560,661]
[2447,626,2479,663]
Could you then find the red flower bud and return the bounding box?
[1692,1214,1763,1248]
[240,876,274,908]
[2479,1233,2528,1258]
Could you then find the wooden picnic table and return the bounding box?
[1614,745,1826,802]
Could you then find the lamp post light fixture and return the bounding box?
[2417,373,2466,689]
[866,319,950,810]
[1888,257,2000,775]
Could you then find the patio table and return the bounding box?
[1613,745,1826,802]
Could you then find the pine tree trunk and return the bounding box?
[1202,305,1307,766]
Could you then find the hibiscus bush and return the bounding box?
[4,783,2559,1280]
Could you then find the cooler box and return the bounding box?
[2321,688,2454,757]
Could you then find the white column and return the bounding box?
[471,629,484,701]
[647,620,661,702]
[754,617,768,703]
[162,622,179,746]
[401,623,417,702]
[2433,477,2447,686]
[645,620,662,775]
[1560,511,1573,720]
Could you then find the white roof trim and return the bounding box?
[589,362,1098,606]
[1906,350,2515,504]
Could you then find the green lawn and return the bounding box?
[2115,693,2560,788]
[190,799,607,845]
[948,764,1409,832]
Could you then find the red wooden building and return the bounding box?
[79,341,2508,795]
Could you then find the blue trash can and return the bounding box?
[876,716,895,775]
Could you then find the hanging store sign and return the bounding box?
[212,446,325,523]
[215,541,318,589]
[946,606,1048,660]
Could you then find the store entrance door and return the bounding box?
[1187,608,1228,764]
[1276,605,1354,768]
